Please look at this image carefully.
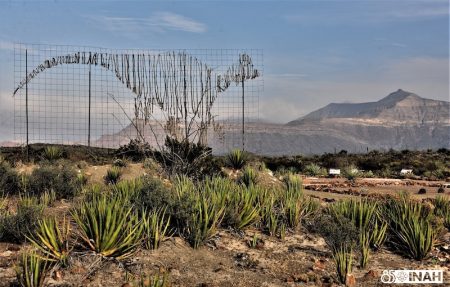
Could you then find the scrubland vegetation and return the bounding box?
[0,144,449,286]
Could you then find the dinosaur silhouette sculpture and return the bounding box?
[14,51,260,144]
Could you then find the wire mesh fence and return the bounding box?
[13,44,263,154]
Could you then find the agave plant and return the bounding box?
[38,190,56,207]
[133,272,169,287]
[141,208,171,250]
[333,245,353,285]
[43,146,62,161]
[112,178,143,202]
[71,194,143,259]
[104,166,122,184]
[225,185,261,230]
[384,193,441,260]
[27,216,71,267]
[15,251,50,287]
[186,195,224,248]
[226,149,248,169]
[240,167,258,187]
[359,230,370,269]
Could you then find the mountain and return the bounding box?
[93,90,449,155]
[287,89,448,124]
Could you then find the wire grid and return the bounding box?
[13,43,262,154]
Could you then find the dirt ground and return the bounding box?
[1,162,450,287]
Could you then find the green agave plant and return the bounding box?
[104,166,122,184]
[240,167,258,187]
[142,208,171,250]
[27,216,71,267]
[15,251,50,287]
[384,193,441,260]
[333,245,353,285]
[43,146,62,161]
[186,194,224,249]
[359,230,370,269]
[72,194,143,259]
[225,186,261,230]
[226,149,248,169]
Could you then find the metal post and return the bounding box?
[25,49,29,161]
[88,64,91,146]
[242,76,245,151]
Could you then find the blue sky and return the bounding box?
[0,0,448,134]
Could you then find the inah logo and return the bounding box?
[381,270,444,284]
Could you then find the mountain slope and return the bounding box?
[287,89,449,125]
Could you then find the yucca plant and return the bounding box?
[248,233,259,248]
[15,251,50,287]
[384,193,440,260]
[283,172,302,192]
[359,230,370,269]
[113,178,143,202]
[301,197,320,219]
[226,149,248,169]
[173,175,196,199]
[240,167,258,187]
[329,198,377,231]
[281,180,303,229]
[39,190,56,207]
[71,194,143,259]
[27,216,71,267]
[43,146,62,161]
[369,219,388,250]
[333,245,353,285]
[133,272,169,287]
[225,186,261,230]
[186,195,224,248]
[142,208,171,250]
[104,166,122,184]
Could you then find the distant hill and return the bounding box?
[92,89,449,155]
[287,89,449,125]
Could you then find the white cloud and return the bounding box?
[87,12,207,34]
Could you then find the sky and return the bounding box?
[0,0,448,141]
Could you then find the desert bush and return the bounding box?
[0,161,21,195]
[72,193,143,259]
[15,251,50,287]
[42,146,63,161]
[437,187,445,194]
[157,137,218,179]
[113,158,127,167]
[239,167,258,187]
[302,163,326,177]
[307,213,358,253]
[343,165,359,181]
[141,208,171,250]
[418,188,427,194]
[226,149,248,169]
[0,196,43,243]
[28,165,77,199]
[132,176,174,213]
[116,139,152,161]
[384,193,440,260]
[27,216,71,267]
[105,166,122,184]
